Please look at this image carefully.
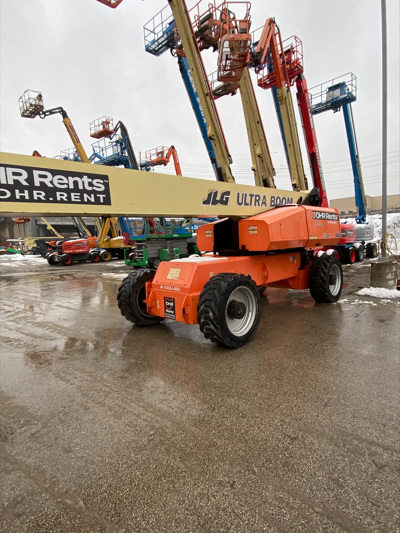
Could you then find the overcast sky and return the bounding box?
[0,0,398,200]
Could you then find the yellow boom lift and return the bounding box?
[189,1,276,189]
[18,90,90,164]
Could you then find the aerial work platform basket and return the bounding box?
[208,70,239,99]
[256,35,303,89]
[215,3,252,83]
[144,6,176,56]
[18,89,44,118]
[54,148,80,162]
[309,73,357,115]
[89,116,114,139]
[217,33,252,83]
[143,146,170,167]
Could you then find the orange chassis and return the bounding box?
[148,253,308,324]
[147,205,340,323]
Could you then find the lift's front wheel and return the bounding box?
[149,257,161,269]
[100,250,112,262]
[309,255,343,303]
[344,246,356,264]
[90,251,101,263]
[197,273,261,349]
[117,269,164,327]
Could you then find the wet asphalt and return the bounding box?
[0,256,399,532]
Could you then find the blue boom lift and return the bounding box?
[310,73,377,258]
[143,11,220,180]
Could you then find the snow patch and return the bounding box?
[342,212,400,250]
[102,273,128,281]
[351,299,377,306]
[0,253,44,265]
[357,287,400,299]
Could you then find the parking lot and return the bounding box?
[0,255,399,532]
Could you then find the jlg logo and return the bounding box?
[202,190,230,206]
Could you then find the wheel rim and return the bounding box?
[329,264,342,296]
[225,286,257,337]
[350,249,356,263]
[136,287,147,314]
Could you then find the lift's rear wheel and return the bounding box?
[117,269,164,326]
[366,242,378,258]
[197,273,261,349]
[61,254,73,266]
[355,244,365,262]
[100,250,112,262]
[47,253,58,266]
[309,255,343,303]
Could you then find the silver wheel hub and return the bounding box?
[225,286,257,336]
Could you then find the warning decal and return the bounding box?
[164,297,176,320]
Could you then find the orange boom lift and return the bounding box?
[94,0,344,348]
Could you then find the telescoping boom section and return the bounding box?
[167,0,235,183]
[251,19,308,192]
[0,152,305,218]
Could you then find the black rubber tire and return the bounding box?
[117,269,164,327]
[197,273,261,349]
[90,252,100,263]
[187,243,196,255]
[149,257,161,269]
[100,250,112,262]
[309,255,343,303]
[61,254,73,266]
[366,242,378,258]
[344,246,356,264]
[47,253,58,266]
[355,244,365,262]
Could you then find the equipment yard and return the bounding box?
[1,0,399,530]
[0,256,399,532]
